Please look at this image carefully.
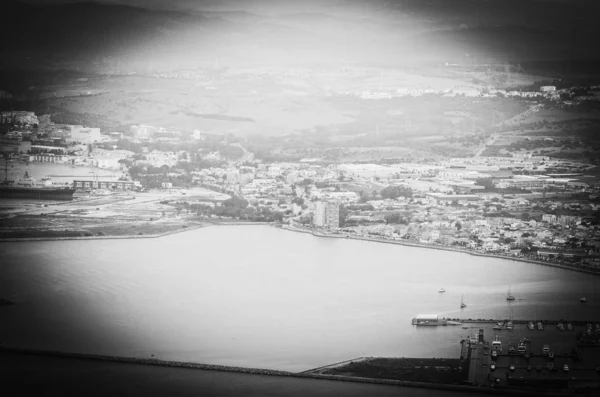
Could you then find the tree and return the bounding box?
[292,197,304,206]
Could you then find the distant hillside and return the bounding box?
[2,0,600,73]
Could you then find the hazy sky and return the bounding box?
[23,0,593,14]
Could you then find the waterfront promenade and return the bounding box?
[281,225,600,277]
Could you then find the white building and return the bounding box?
[542,214,557,223]
[313,201,340,228]
[70,126,101,144]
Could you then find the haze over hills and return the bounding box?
[4,0,600,74]
[2,0,600,141]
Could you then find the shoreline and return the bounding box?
[0,347,559,396]
[281,225,600,277]
[3,221,598,278]
[0,220,275,243]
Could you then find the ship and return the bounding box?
[1,159,75,201]
[0,175,76,200]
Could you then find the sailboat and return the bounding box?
[506,286,515,301]
[461,294,467,308]
[506,317,514,330]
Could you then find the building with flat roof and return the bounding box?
[313,201,340,228]
[70,126,101,144]
[74,180,139,191]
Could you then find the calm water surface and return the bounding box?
[1,226,599,372]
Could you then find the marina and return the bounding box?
[413,316,600,329]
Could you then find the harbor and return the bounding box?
[412,315,600,328]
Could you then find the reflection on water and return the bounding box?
[1,226,598,372]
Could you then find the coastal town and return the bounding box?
[2,82,600,276]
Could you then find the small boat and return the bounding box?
[580,297,588,303]
[460,294,466,308]
[506,286,515,301]
[527,321,535,331]
[439,288,445,293]
[537,321,544,331]
[462,325,469,329]
[557,322,565,331]
[566,323,573,331]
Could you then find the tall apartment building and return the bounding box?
[313,201,340,228]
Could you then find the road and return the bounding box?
[474,103,544,158]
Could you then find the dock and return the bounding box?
[446,319,598,326]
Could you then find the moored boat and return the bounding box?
[567,323,573,331]
[527,321,535,331]
[557,322,565,331]
[537,321,544,331]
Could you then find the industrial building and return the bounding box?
[73,180,138,191]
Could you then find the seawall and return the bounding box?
[281,225,600,277]
[0,347,566,396]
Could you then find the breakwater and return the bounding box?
[0,347,565,396]
[0,346,293,376]
[282,225,600,277]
